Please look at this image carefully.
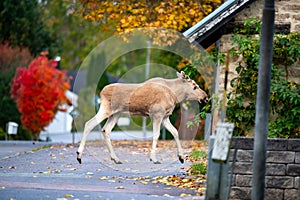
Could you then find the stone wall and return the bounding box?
[229,137,300,200]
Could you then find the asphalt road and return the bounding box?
[0,140,205,200]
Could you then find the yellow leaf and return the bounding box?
[180,193,191,197]
[99,176,108,180]
[64,194,74,198]
[116,186,124,189]
[120,18,126,24]
[86,172,94,175]
[182,178,191,183]
[140,181,148,185]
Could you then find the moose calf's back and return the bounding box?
[100,83,176,117]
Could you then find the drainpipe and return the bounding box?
[251,0,275,199]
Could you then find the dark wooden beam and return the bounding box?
[197,22,290,48]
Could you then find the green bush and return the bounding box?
[190,163,207,175]
[190,149,207,160]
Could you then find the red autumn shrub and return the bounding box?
[10,54,71,139]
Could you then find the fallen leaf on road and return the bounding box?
[115,186,124,189]
[98,176,108,180]
[64,194,74,198]
[86,172,94,175]
[53,169,61,173]
[180,193,192,197]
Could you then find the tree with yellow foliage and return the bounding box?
[77,0,222,34]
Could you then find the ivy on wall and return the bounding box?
[226,18,300,138]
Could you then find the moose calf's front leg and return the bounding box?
[162,117,184,163]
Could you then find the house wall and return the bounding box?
[211,0,300,132]
[218,0,300,90]
[229,137,300,200]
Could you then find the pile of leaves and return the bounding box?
[154,149,208,195]
[10,54,71,139]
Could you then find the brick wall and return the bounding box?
[229,137,300,200]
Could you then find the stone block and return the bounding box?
[295,24,300,32]
[289,67,300,77]
[265,176,294,189]
[295,177,300,189]
[230,187,251,200]
[296,152,300,163]
[284,4,300,11]
[229,149,235,162]
[266,164,286,175]
[233,162,253,175]
[232,137,254,150]
[235,175,252,187]
[288,139,300,151]
[267,151,295,163]
[293,14,300,21]
[277,13,291,22]
[230,174,236,186]
[287,164,300,176]
[265,188,284,200]
[237,150,253,162]
[267,138,288,151]
[284,189,300,200]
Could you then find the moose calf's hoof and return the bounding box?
[150,158,161,164]
[76,152,82,164]
[111,158,122,164]
[178,156,184,164]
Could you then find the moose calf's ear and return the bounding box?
[176,71,182,78]
[177,71,190,80]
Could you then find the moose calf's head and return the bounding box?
[177,71,208,104]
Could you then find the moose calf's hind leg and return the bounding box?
[102,114,122,164]
[150,116,163,164]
